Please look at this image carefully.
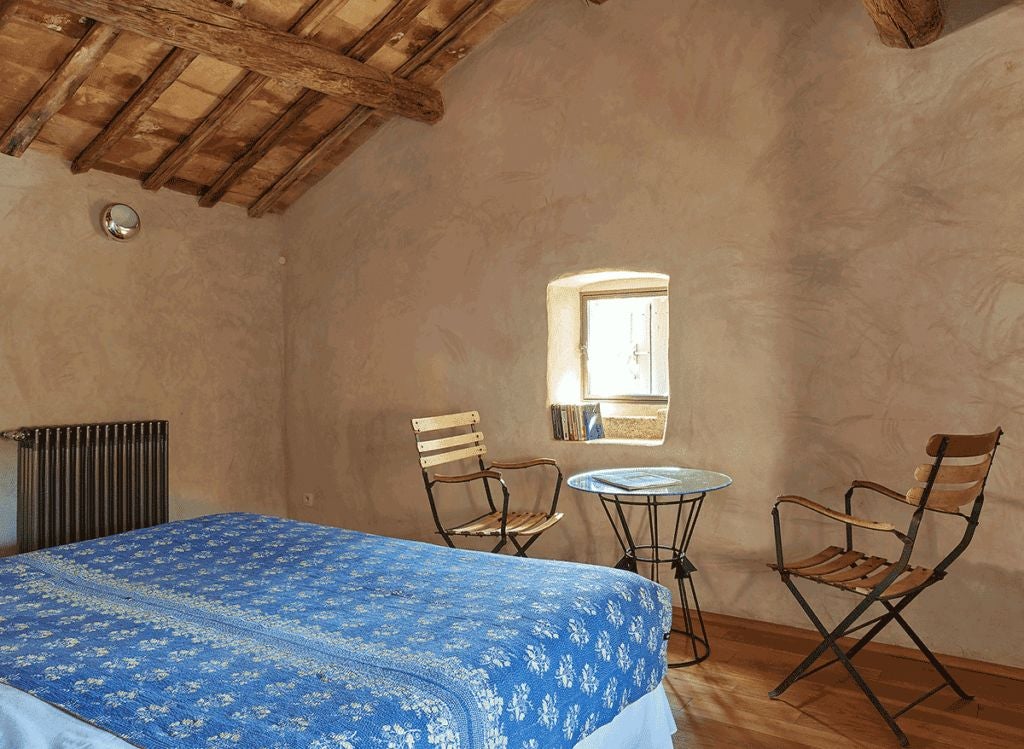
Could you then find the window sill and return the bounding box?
[602,414,665,442]
[585,437,664,447]
[550,437,663,447]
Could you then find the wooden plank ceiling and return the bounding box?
[0,0,541,216]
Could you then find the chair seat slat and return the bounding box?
[874,567,936,599]
[448,511,564,537]
[797,550,865,577]
[847,562,899,592]
[773,547,937,599]
[519,513,564,535]
[850,564,936,597]
[452,513,504,534]
[774,545,843,571]
[818,556,887,583]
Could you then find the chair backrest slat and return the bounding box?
[909,428,1002,514]
[419,443,487,469]
[906,482,984,514]
[412,411,480,434]
[926,429,1000,458]
[417,431,485,454]
[411,411,489,473]
[913,457,990,484]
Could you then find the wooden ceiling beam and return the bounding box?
[94,160,207,198]
[0,20,119,157]
[198,88,323,208]
[71,0,275,175]
[860,0,944,48]
[71,48,197,174]
[46,0,444,123]
[200,0,430,208]
[247,106,374,217]
[345,0,431,61]
[248,0,498,218]
[141,0,352,192]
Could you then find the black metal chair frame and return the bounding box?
[770,429,1003,747]
[422,456,563,557]
[413,411,563,558]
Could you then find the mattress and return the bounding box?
[0,513,675,748]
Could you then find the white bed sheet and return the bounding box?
[0,681,676,749]
[574,683,677,748]
[0,682,134,749]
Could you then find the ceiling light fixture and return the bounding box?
[101,203,141,241]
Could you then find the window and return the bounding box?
[547,271,670,444]
[581,290,669,402]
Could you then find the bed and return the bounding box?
[0,513,676,748]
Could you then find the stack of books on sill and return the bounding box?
[550,403,605,441]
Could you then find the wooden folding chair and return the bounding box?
[411,410,564,556]
[768,428,1003,747]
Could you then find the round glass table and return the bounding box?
[568,467,732,667]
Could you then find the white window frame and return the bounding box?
[579,288,669,404]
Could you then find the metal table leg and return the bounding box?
[599,491,710,667]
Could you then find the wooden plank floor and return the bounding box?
[664,612,1024,748]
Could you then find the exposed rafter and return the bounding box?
[248,107,375,217]
[860,0,944,49]
[0,0,541,215]
[200,0,431,208]
[71,48,198,174]
[141,0,353,192]
[98,159,206,197]
[46,0,444,123]
[1,20,118,156]
[248,0,499,217]
[71,0,269,175]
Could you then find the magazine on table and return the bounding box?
[596,470,680,491]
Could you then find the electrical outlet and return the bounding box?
[302,493,315,507]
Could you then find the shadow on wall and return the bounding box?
[0,440,16,556]
[745,0,1024,667]
[944,0,1024,34]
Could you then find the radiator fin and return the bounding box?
[11,421,168,552]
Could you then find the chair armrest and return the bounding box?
[489,458,559,470]
[775,495,900,534]
[489,459,563,517]
[850,480,905,502]
[433,470,503,484]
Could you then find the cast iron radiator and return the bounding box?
[1,421,168,552]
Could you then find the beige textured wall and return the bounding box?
[284,0,1024,666]
[0,152,288,553]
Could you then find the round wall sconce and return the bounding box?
[101,203,141,241]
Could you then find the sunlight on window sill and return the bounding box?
[584,437,665,447]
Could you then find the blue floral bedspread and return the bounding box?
[0,513,671,748]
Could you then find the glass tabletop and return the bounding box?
[567,467,733,496]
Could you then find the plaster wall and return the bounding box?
[283,0,1024,665]
[0,152,288,554]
